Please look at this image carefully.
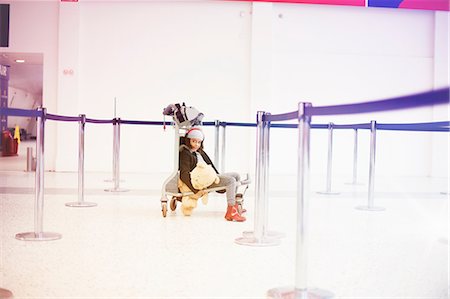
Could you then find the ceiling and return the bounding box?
[0,52,43,97]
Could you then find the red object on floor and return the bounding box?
[1,130,18,156]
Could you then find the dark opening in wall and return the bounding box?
[0,4,10,47]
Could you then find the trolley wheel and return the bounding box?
[162,202,168,217]
[170,197,178,211]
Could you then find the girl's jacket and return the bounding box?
[179,144,219,193]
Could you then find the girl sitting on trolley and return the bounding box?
[179,127,246,222]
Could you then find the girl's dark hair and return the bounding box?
[183,136,204,150]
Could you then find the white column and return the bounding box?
[249,2,273,112]
[431,11,449,178]
[248,3,274,173]
[55,2,81,171]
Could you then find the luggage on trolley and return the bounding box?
[160,103,251,217]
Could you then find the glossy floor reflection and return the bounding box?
[0,169,448,299]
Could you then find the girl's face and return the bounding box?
[189,138,202,151]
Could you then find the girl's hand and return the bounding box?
[192,190,207,199]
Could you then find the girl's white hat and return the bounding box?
[186,128,204,141]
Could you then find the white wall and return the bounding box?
[4,1,448,180]
[70,1,253,173]
[269,3,444,178]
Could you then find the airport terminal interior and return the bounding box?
[1,1,449,298]
[0,139,448,298]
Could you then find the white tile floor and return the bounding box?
[0,140,36,172]
[0,144,448,298]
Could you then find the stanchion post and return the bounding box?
[105,118,128,192]
[268,102,334,299]
[214,119,220,169]
[346,128,363,185]
[220,123,226,173]
[114,118,119,189]
[235,111,281,247]
[35,109,44,233]
[104,110,124,183]
[26,147,34,172]
[356,120,385,211]
[318,122,339,195]
[254,113,264,240]
[66,114,97,207]
[262,114,270,238]
[15,107,62,241]
[368,121,376,207]
[352,128,358,184]
[79,114,87,202]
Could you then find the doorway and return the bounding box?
[0,52,43,171]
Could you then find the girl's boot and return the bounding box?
[225,204,246,222]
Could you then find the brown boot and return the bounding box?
[224,204,246,222]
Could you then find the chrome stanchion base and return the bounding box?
[104,179,125,183]
[0,288,13,299]
[235,236,281,247]
[15,232,62,241]
[355,205,385,211]
[267,286,334,299]
[104,188,129,192]
[317,191,340,195]
[242,230,285,239]
[65,202,97,207]
[438,237,448,245]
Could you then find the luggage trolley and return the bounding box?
[160,113,251,218]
